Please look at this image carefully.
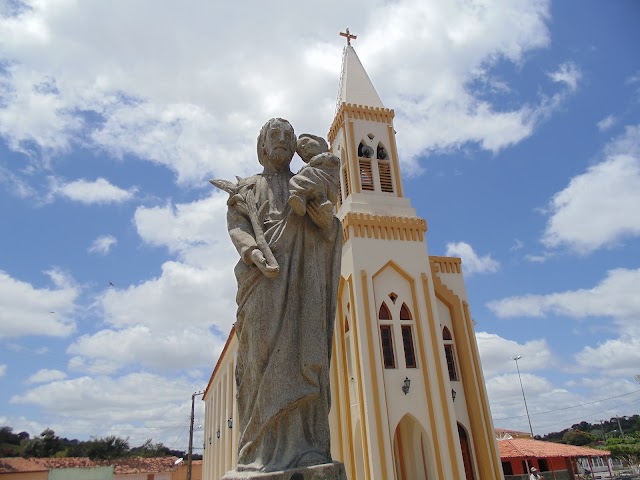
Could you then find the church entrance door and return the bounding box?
[393,414,430,480]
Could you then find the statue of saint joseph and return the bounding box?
[215,118,342,474]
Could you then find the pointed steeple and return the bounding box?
[336,46,384,109]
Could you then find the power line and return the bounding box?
[493,388,640,421]
[534,397,640,431]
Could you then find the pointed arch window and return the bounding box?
[379,325,396,369]
[399,303,412,320]
[376,142,388,160]
[379,302,391,320]
[378,294,417,370]
[401,326,417,368]
[377,142,393,193]
[378,301,395,368]
[443,326,459,381]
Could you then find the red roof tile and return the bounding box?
[36,457,100,470]
[0,456,180,475]
[498,438,610,459]
[111,456,179,474]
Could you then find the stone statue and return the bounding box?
[212,118,345,479]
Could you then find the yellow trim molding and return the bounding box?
[348,120,361,194]
[342,213,427,243]
[430,266,501,479]
[430,256,462,274]
[421,273,462,479]
[337,278,357,480]
[360,270,390,479]
[347,275,372,480]
[329,102,396,144]
[387,124,403,198]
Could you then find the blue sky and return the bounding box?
[1,0,639,451]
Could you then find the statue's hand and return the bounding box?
[307,201,333,231]
[251,248,279,278]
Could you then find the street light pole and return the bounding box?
[513,355,534,438]
[187,390,205,480]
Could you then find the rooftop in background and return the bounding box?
[0,456,182,474]
[498,438,609,459]
[495,427,533,439]
[0,457,48,473]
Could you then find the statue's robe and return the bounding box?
[227,170,342,472]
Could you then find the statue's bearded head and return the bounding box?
[257,118,296,171]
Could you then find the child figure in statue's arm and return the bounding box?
[288,133,341,217]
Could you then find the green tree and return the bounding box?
[562,429,597,446]
[130,438,169,457]
[23,429,63,458]
[84,436,130,460]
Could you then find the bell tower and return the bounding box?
[329,44,414,221]
[327,32,504,480]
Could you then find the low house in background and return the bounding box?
[110,457,177,480]
[0,458,47,480]
[0,456,199,480]
[48,465,113,480]
[496,428,534,440]
[172,460,202,480]
[498,437,614,479]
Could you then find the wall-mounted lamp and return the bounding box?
[451,389,457,402]
[402,377,411,395]
[216,429,220,439]
[228,418,233,429]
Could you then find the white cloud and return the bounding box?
[524,254,548,263]
[487,267,640,321]
[10,372,205,446]
[542,125,640,254]
[445,241,500,276]
[476,332,553,377]
[0,269,77,338]
[25,369,67,385]
[597,115,616,132]
[67,193,238,371]
[88,235,117,255]
[0,364,6,377]
[68,323,227,372]
[574,334,640,377]
[509,239,524,252]
[49,177,136,204]
[0,0,564,185]
[547,62,582,92]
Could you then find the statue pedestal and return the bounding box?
[222,462,347,480]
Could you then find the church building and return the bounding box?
[202,37,503,480]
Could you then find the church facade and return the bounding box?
[202,44,503,480]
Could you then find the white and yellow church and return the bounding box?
[202,39,503,480]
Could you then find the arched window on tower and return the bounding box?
[337,146,347,206]
[377,142,393,193]
[378,301,395,368]
[378,295,417,370]
[399,302,416,369]
[357,140,375,191]
[443,326,459,381]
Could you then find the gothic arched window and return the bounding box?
[443,326,459,381]
[378,295,417,369]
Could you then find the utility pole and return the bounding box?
[615,415,625,439]
[513,355,534,438]
[188,391,205,480]
[596,419,607,441]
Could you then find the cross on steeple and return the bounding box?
[339,28,357,46]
